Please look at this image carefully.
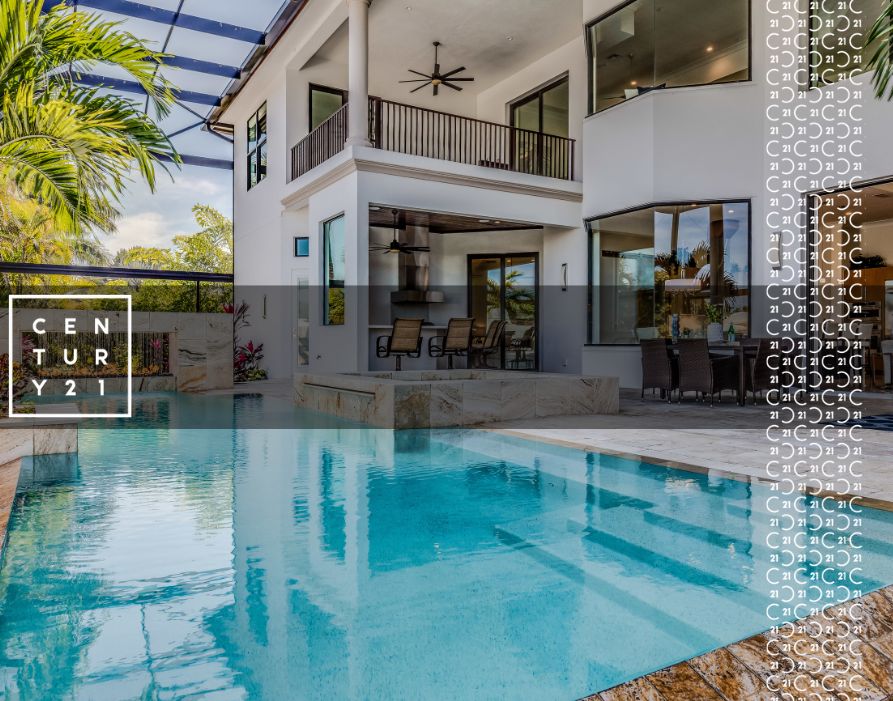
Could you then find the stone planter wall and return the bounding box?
[0,309,232,392]
[295,370,620,428]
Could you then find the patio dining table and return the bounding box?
[668,340,759,406]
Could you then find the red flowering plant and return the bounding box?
[231,301,267,382]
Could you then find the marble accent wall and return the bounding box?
[0,421,78,466]
[295,370,620,428]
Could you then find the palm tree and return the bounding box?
[0,0,177,233]
[0,185,110,293]
[866,3,893,99]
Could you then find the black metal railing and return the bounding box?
[369,97,575,180]
[289,97,576,181]
[0,262,233,313]
[290,103,349,181]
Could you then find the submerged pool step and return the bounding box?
[493,519,769,651]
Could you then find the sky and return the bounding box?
[104,164,232,255]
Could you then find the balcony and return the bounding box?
[289,97,576,183]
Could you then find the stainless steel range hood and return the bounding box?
[391,224,444,304]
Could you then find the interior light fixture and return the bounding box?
[706,45,715,53]
[478,219,491,224]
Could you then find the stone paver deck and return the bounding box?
[583,586,893,701]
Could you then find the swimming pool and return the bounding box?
[1,395,891,700]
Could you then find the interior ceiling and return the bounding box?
[316,0,581,98]
[369,206,542,234]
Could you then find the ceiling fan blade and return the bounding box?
[410,83,430,93]
[442,82,462,91]
[439,66,466,79]
[444,77,475,81]
[402,246,431,252]
[399,79,432,83]
[407,69,432,79]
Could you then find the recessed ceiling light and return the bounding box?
[370,206,381,211]
[630,80,638,86]
[506,36,514,41]
[706,45,715,53]
[405,5,412,10]
[494,221,502,225]
[478,219,491,224]
[728,209,735,214]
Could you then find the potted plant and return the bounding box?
[704,303,724,342]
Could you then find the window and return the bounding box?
[310,84,347,131]
[510,76,570,176]
[810,0,885,87]
[247,103,267,189]
[588,201,750,344]
[323,215,345,326]
[586,0,750,114]
[296,278,310,366]
[294,236,310,257]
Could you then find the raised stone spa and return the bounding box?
[294,370,620,428]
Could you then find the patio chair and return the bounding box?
[640,339,677,402]
[470,320,507,369]
[747,338,775,404]
[508,326,535,369]
[428,317,474,369]
[376,318,423,370]
[676,339,738,405]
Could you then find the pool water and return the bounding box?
[1,395,892,700]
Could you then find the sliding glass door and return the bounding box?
[510,77,569,177]
[468,254,538,370]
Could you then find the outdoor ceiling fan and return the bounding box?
[399,41,474,96]
[369,210,431,255]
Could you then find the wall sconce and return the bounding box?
[769,231,782,270]
[262,294,267,319]
[561,263,568,291]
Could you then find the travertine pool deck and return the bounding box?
[583,585,893,701]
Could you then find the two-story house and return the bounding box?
[210,0,893,391]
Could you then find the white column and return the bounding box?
[346,0,371,147]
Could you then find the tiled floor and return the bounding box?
[583,585,893,701]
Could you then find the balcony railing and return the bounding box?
[289,97,575,182]
[290,103,349,182]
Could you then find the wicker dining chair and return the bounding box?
[747,338,775,404]
[376,318,423,370]
[640,339,677,402]
[429,317,474,369]
[676,339,738,405]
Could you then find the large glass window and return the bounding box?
[323,215,345,326]
[587,0,750,113]
[247,103,267,189]
[510,76,570,176]
[589,201,750,344]
[310,84,347,131]
[810,0,885,87]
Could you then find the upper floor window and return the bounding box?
[810,0,885,87]
[310,84,347,131]
[586,0,750,114]
[247,103,267,189]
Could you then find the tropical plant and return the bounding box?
[867,3,893,100]
[0,184,110,293]
[0,0,177,233]
[228,301,267,382]
[704,303,724,324]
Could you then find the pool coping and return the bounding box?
[0,459,21,560]
[486,428,893,512]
